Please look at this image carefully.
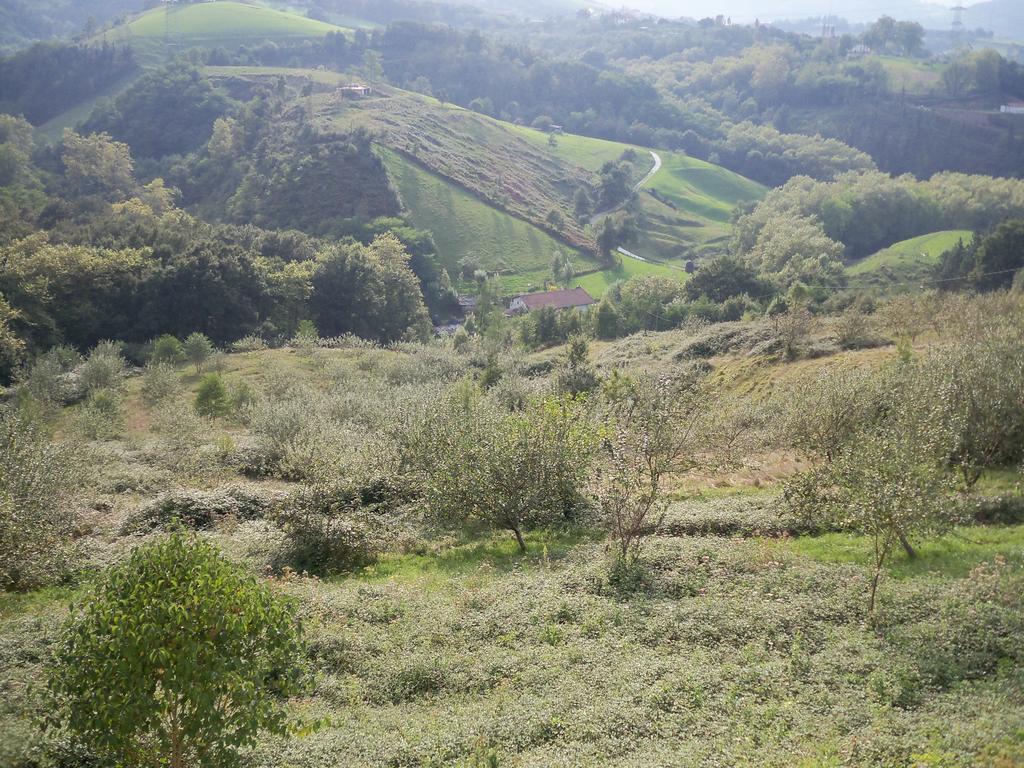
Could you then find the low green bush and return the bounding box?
[121,486,285,534]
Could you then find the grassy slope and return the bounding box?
[108,1,343,40]
[101,1,348,65]
[573,256,687,298]
[3,339,1024,766]
[34,70,143,144]
[847,230,972,290]
[379,147,573,294]
[869,55,944,96]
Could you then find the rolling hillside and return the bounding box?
[203,66,764,291]
[847,229,973,291]
[380,148,573,294]
[100,1,348,63]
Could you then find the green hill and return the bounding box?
[102,2,348,63]
[847,230,972,291]
[380,148,578,294]
[573,256,688,298]
[202,66,763,291]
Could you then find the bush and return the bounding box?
[183,332,214,373]
[77,341,126,393]
[140,362,182,406]
[47,533,305,768]
[422,392,595,551]
[73,388,123,440]
[18,346,81,406]
[0,409,77,590]
[121,486,286,534]
[150,334,184,365]
[271,483,386,575]
[195,373,230,417]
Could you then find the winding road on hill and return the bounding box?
[589,150,661,227]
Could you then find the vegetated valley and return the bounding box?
[1,1,1024,767]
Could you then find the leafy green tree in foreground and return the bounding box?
[48,533,305,768]
[785,362,959,615]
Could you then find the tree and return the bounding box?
[555,336,599,396]
[151,334,184,365]
[183,332,214,374]
[363,49,383,85]
[47,533,305,768]
[61,129,136,200]
[684,253,768,303]
[546,209,565,233]
[550,250,574,287]
[573,187,592,220]
[0,410,76,590]
[424,395,595,552]
[786,417,955,615]
[195,373,230,417]
[597,373,737,567]
[970,219,1024,292]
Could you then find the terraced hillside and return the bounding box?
[847,230,973,291]
[380,148,572,294]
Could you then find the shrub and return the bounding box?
[47,533,306,768]
[271,483,386,575]
[77,341,126,394]
[141,362,182,406]
[121,486,286,534]
[150,334,184,365]
[229,334,268,353]
[18,346,81,405]
[195,373,230,417]
[422,393,595,551]
[0,409,77,590]
[73,388,124,440]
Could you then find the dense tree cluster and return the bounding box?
[81,63,231,159]
[0,43,137,124]
[734,170,1024,284]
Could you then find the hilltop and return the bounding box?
[99,1,350,64]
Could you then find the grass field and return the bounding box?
[847,229,972,290]
[511,124,646,173]
[379,147,589,294]
[197,68,764,287]
[573,255,687,298]
[645,151,766,225]
[869,55,944,96]
[102,2,347,64]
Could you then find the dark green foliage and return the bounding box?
[970,219,1024,291]
[225,129,400,234]
[80,63,231,158]
[685,253,768,303]
[310,234,429,343]
[271,483,386,575]
[47,533,306,768]
[0,43,136,124]
[195,373,229,417]
[150,334,184,365]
